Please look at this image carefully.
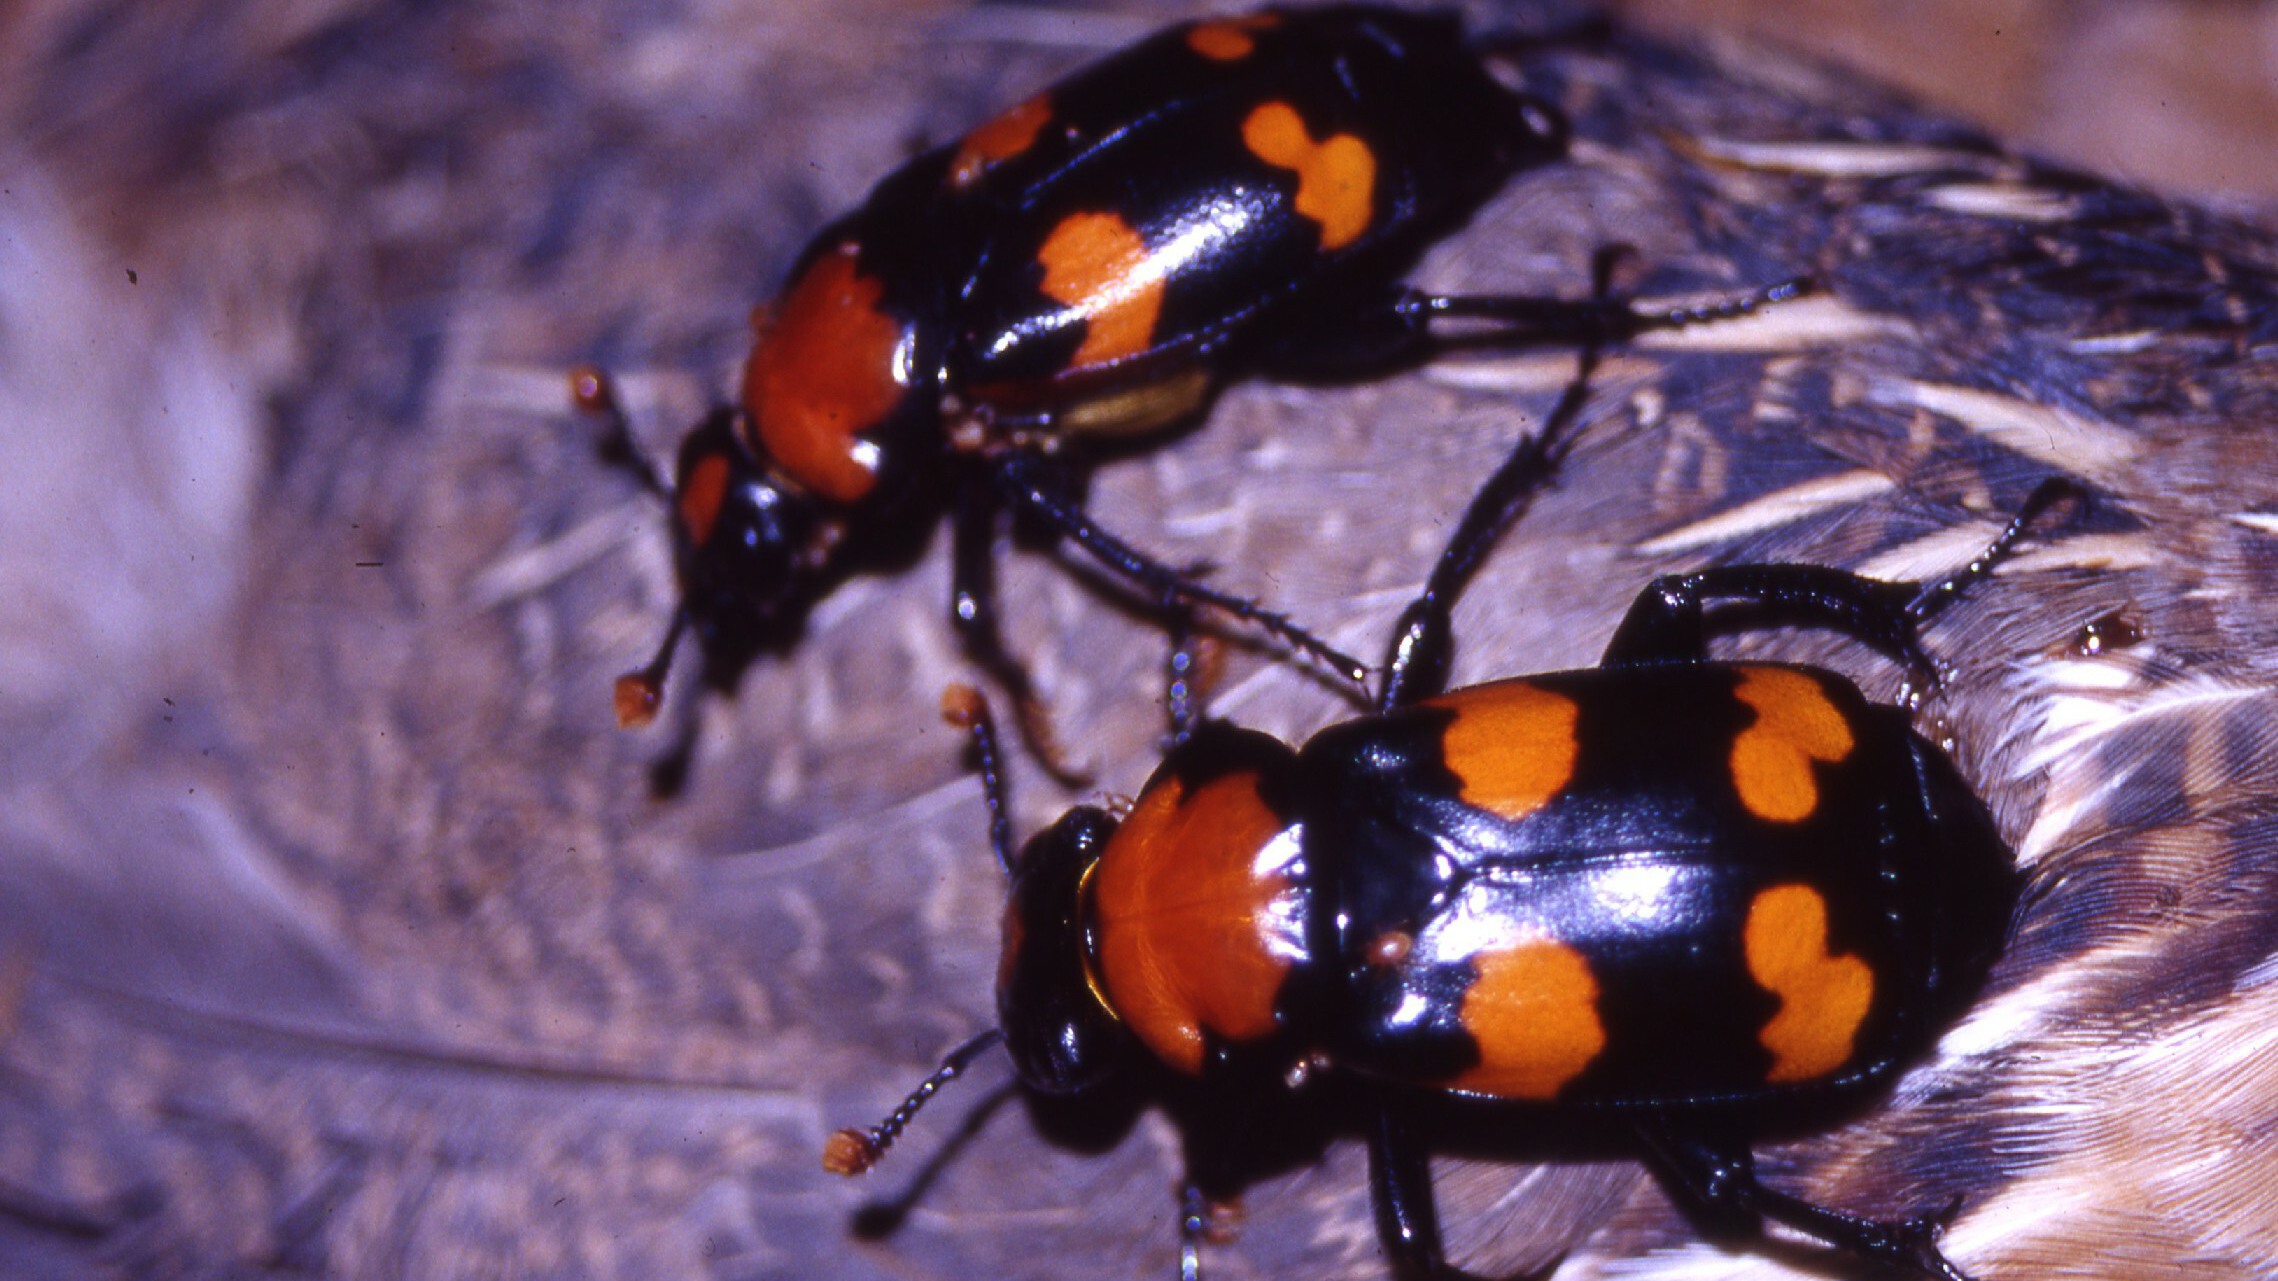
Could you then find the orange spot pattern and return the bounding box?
[676,451,731,548]
[1091,772,1303,1073]
[1240,101,1376,251]
[744,246,908,505]
[1426,680,1580,819]
[1037,211,1165,371]
[1729,666,1856,822]
[949,94,1052,189]
[1450,937,1606,1099]
[1744,884,1875,1083]
[1185,14,1279,61]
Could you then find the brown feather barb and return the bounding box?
[2,2,2274,1279]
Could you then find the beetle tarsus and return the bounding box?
[1401,258,1809,353]
[950,484,1095,785]
[1906,476,2085,626]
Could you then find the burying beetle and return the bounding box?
[574,6,1800,789]
[824,350,2075,1279]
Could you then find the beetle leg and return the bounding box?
[1401,270,1808,352]
[1409,244,1806,353]
[1256,251,1804,379]
[1370,1108,1455,1278]
[1637,1121,1977,1281]
[1600,564,1930,671]
[949,473,1091,786]
[990,452,1369,686]
[1170,1082,1267,1281]
[1375,297,1608,711]
[1368,1110,1562,1281]
[1605,479,2081,674]
[1176,1181,1209,1281]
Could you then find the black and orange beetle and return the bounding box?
[827,412,2076,1279]
[574,5,1798,780]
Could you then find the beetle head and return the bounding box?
[997,805,1128,1095]
[668,411,836,677]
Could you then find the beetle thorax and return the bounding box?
[1087,768,1309,1074]
[741,242,920,506]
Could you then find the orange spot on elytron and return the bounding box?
[744,245,908,504]
[1241,101,1376,251]
[1091,771,1303,1074]
[1425,681,1580,819]
[1037,211,1165,371]
[1729,666,1856,822]
[677,451,732,547]
[948,94,1051,189]
[1745,884,1874,1083]
[1449,937,1605,1099]
[1186,13,1279,60]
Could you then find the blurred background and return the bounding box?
[1615,0,2278,204]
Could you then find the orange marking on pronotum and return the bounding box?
[1425,680,1580,819]
[1241,101,1376,251]
[948,94,1052,189]
[1744,884,1874,1083]
[1449,936,1605,1099]
[744,245,908,504]
[1090,771,1302,1073]
[676,451,732,548]
[1037,211,1165,371]
[1729,666,1855,822]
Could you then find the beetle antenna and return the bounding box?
[574,363,697,738]
[613,609,688,729]
[941,684,1016,876]
[1905,478,2085,626]
[824,1029,1006,1176]
[571,364,668,497]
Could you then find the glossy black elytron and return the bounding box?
[1294,658,2019,1109]
[832,361,2076,1281]
[576,5,1797,786]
